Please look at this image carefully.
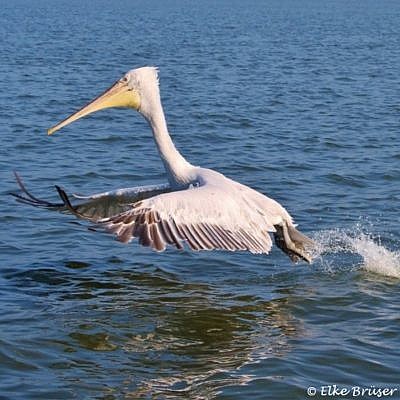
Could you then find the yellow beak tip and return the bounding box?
[47,128,54,135]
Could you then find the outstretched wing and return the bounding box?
[10,172,171,220]
[96,178,280,254]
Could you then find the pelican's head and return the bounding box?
[48,67,159,135]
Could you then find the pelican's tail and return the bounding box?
[273,222,314,264]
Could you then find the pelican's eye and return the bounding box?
[120,75,134,91]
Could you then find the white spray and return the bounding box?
[311,226,400,279]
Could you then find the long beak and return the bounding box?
[48,80,139,135]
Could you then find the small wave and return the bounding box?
[312,227,400,279]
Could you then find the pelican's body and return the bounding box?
[13,67,313,262]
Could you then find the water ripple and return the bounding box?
[2,0,400,398]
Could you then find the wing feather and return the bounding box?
[14,169,291,255]
[11,172,172,220]
[97,174,280,254]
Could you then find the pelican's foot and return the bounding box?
[273,222,314,264]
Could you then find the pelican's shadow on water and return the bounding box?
[4,261,306,398]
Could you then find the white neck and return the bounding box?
[141,96,194,186]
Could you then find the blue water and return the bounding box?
[1,0,400,398]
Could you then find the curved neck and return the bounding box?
[141,97,193,186]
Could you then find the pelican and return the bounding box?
[12,67,314,263]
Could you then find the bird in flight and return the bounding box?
[12,67,314,263]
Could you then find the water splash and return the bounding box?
[312,227,400,279]
[351,235,400,278]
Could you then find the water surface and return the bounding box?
[1,0,399,398]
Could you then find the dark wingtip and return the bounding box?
[55,185,74,211]
[55,185,95,221]
[11,172,63,209]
